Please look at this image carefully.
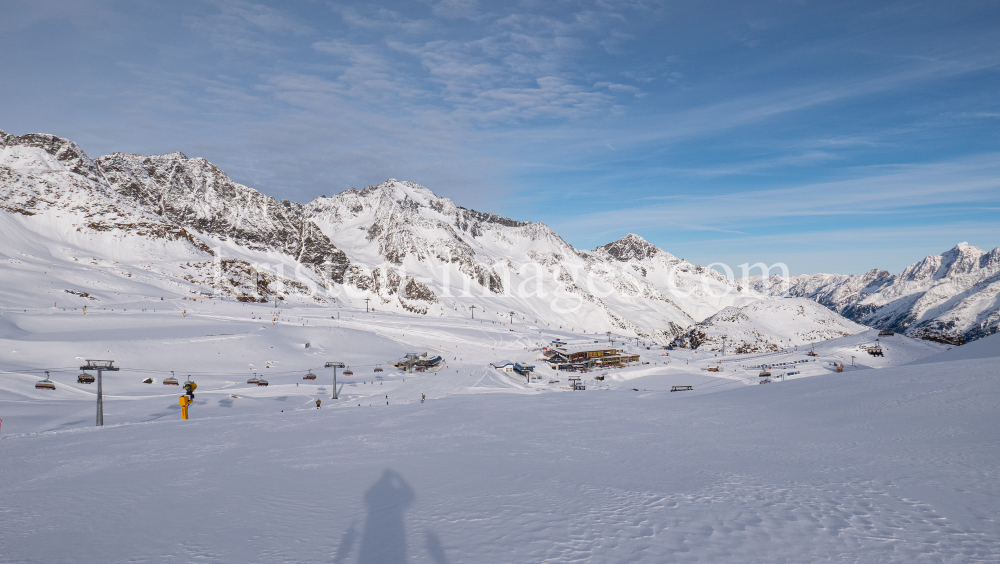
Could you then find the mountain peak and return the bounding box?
[944,242,981,256]
[939,241,985,278]
[0,129,104,182]
[597,233,666,262]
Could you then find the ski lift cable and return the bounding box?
[3,361,401,378]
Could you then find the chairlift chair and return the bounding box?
[35,371,56,390]
[343,367,354,376]
[374,364,383,373]
[247,373,260,385]
[303,370,317,380]
[163,371,179,385]
[758,370,771,378]
[77,372,95,384]
[257,378,269,386]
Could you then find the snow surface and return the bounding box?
[1,297,995,562]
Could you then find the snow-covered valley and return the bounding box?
[3,128,1000,562]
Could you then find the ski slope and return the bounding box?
[1,295,997,562]
[1,340,998,562]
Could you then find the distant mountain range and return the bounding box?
[750,243,1000,344]
[1,129,997,343]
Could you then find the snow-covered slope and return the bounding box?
[1,306,997,562]
[753,243,1000,343]
[674,297,868,353]
[1,261,983,562]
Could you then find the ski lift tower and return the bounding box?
[403,352,424,374]
[80,360,119,426]
[324,361,345,399]
[721,336,727,356]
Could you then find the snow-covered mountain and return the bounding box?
[0,131,335,307]
[301,182,753,339]
[4,128,994,344]
[752,243,1000,344]
[674,297,868,353]
[0,129,752,342]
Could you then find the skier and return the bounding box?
[421,394,425,404]
[316,398,321,409]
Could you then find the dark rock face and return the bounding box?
[598,233,663,262]
[96,152,350,282]
[1,130,105,183]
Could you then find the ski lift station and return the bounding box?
[542,344,639,371]
[490,360,535,375]
[391,352,445,373]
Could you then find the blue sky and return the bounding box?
[2,0,999,274]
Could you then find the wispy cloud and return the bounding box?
[311,3,638,123]
[184,0,312,53]
[5,0,1000,276]
[549,153,1000,245]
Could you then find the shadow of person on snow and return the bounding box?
[425,531,450,564]
[357,469,415,564]
[333,469,450,564]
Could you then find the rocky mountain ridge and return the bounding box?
[3,128,997,343]
[752,242,1000,343]
[1,129,749,341]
